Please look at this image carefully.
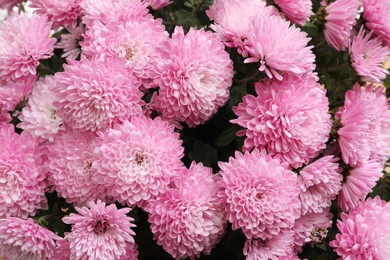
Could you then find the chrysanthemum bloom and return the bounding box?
[232,73,331,168]
[350,27,390,83]
[0,0,23,12]
[298,156,342,214]
[52,239,71,260]
[143,0,171,9]
[29,0,83,29]
[0,217,61,260]
[293,209,333,252]
[152,26,233,127]
[0,123,47,218]
[219,150,301,240]
[53,58,144,132]
[93,115,184,207]
[336,83,390,166]
[18,76,64,142]
[338,160,383,212]
[55,25,85,60]
[362,0,390,46]
[0,76,35,116]
[331,196,390,259]
[243,230,295,260]
[63,200,137,260]
[274,0,313,26]
[244,15,315,80]
[148,162,227,259]
[323,0,360,51]
[206,0,276,56]
[82,17,168,87]
[0,14,56,81]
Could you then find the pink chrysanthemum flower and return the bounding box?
[331,196,390,259]
[0,76,35,116]
[293,209,333,252]
[338,160,383,212]
[153,26,233,127]
[244,15,315,80]
[0,217,61,260]
[218,150,301,240]
[232,73,331,168]
[0,14,56,81]
[148,162,227,259]
[0,0,23,12]
[55,25,85,60]
[63,200,137,260]
[143,0,171,9]
[52,239,71,260]
[336,83,390,166]
[206,0,276,56]
[29,0,83,29]
[0,123,47,218]
[298,156,342,214]
[52,58,144,132]
[93,115,184,207]
[323,0,360,51]
[274,0,313,26]
[243,230,295,260]
[362,0,390,46]
[350,27,390,83]
[18,76,64,142]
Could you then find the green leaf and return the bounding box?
[214,125,238,147]
[188,140,218,167]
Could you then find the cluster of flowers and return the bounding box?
[0,0,389,259]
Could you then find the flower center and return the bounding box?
[94,220,107,234]
[125,48,134,60]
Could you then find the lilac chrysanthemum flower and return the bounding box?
[338,160,383,212]
[153,26,233,127]
[244,15,315,80]
[18,76,64,142]
[274,0,313,26]
[143,0,171,9]
[29,0,83,29]
[0,123,47,218]
[148,162,227,259]
[298,156,342,214]
[323,0,360,51]
[0,14,56,81]
[331,196,390,259]
[63,200,137,260]
[232,73,331,168]
[336,83,390,166]
[362,0,390,46]
[93,115,184,207]
[206,0,276,56]
[350,27,390,83]
[52,58,144,132]
[243,230,295,260]
[55,25,85,60]
[0,217,61,260]
[218,150,301,240]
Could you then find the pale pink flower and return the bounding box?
[52,239,71,260]
[55,25,85,60]
[298,156,342,214]
[338,160,383,212]
[0,0,23,12]
[331,196,390,259]
[92,115,184,207]
[53,58,144,132]
[0,76,35,116]
[362,0,390,46]
[218,150,301,240]
[153,26,233,127]
[350,27,390,83]
[143,0,171,9]
[323,0,360,51]
[243,230,295,260]
[0,123,47,219]
[63,200,137,260]
[148,162,227,259]
[232,73,331,168]
[0,14,56,81]
[275,0,313,26]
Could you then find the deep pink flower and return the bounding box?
[323,0,360,51]
[331,196,390,259]
[0,217,60,259]
[63,200,137,260]
[232,73,331,168]
[218,150,301,240]
[362,0,390,46]
[274,0,313,26]
[0,14,56,81]
[153,26,233,127]
[55,25,85,60]
[143,0,171,9]
[350,27,390,83]
[148,162,227,259]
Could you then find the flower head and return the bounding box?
[55,25,85,60]
[0,0,23,12]
[0,76,35,116]
[274,0,313,26]
[143,0,171,9]
[362,0,390,46]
